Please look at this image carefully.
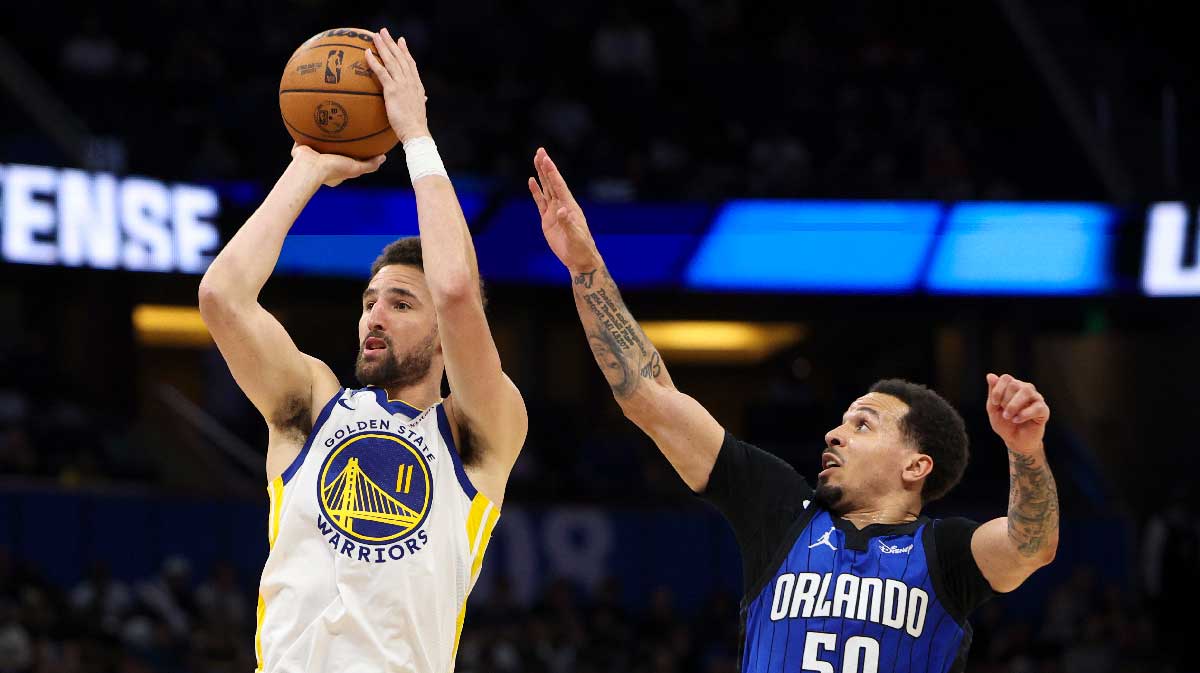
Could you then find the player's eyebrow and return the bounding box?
[843,406,881,423]
[362,287,418,302]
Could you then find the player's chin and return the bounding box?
[355,359,387,384]
[814,483,845,510]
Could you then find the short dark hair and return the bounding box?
[869,379,969,504]
[369,237,487,307]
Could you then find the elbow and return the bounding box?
[197,278,222,320]
[1037,534,1059,567]
[1022,534,1058,571]
[429,272,478,306]
[614,385,661,432]
[197,276,243,323]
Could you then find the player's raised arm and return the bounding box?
[529,149,724,492]
[969,374,1060,592]
[198,145,383,475]
[365,30,528,485]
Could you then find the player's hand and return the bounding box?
[290,143,385,187]
[529,148,601,272]
[365,28,430,144]
[985,374,1050,454]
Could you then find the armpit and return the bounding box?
[271,395,312,439]
[456,419,480,467]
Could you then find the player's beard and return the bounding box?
[354,328,438,389]
[815,482,846,512]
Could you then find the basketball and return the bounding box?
[279,28,399,159]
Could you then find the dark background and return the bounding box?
[2,2,1199,672]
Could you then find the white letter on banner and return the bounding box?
[2,164,58,265]
[121,177,173,271]
[543,509,613,591]
[172,184,219,273]
[1143,202,1200,296]
[58,169,119,269]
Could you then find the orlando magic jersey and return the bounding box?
[255,386,499,673]
[701,433,993,673]
[742,510,968,672]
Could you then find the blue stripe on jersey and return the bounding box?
[742,509,967,673]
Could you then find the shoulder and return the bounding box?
[923,516,995,621]
[704,432,812,499]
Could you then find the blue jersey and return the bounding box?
[742,509,970,672]
[701,433,993,673]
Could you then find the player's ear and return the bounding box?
[902,453,933,486]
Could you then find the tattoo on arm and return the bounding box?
[573,266,670,399]
[1006,449,1060,557]
[573,269,597,289]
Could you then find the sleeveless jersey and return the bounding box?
[254,386,499,673]
[742,508,970,673]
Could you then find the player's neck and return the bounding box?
[382,375,442,411]
[838,501,921,530]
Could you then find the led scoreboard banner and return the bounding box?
[1,162,1197,297]
[1142,203,1200,296]
[0,163,220,274]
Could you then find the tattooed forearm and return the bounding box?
[1006,448,1060,558]
[640,352,662,379]
[573,269,596,289]
[584,288,646,355]
[573,265,671,399]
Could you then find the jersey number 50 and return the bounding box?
[803,632,879,673]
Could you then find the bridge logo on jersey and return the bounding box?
[317,433,432,546]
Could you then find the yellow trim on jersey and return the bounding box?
[254,593,266,672]
[470,507,500,582]
[257,477,285,672]
[268,477,285,548]
[390,396,425,409]
[451,493,501,669]
[465,494,489,549]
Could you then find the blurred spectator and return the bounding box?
[69,563,131,638]
[9,1,1034,200]
[195,562,248,629]
[60,15,120,79]
[1141,484,1199,669]
[135,556,196,638]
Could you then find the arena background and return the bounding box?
[1,2,1198,672]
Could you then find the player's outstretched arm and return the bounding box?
[366,30,528,487]
[529,148,724,492]
[199,145,384,477]
[970,374,1060,592]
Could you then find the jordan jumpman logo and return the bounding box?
[807,526,838,551]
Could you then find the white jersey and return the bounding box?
[254,386,499,673]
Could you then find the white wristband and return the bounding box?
[402,136,448,183]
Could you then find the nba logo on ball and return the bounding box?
[314,101,348,135]
[317,433,433,560]
[324,49,344,84]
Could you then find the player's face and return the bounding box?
[355,265,440,388]
[818,393,918,512]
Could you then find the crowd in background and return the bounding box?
[2,2,1037,201]
[2,534,1198,673]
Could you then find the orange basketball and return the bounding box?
[279,28,399,159]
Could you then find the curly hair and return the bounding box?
[869,379,969,504]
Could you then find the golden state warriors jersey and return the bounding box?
[254,387,499,673]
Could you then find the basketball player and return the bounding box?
[528,148,1058,672]
[198,30,526,672]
